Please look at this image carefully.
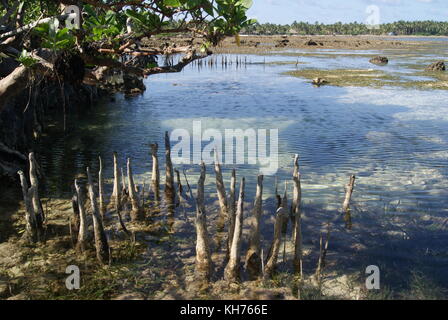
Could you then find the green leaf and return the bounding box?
[163,0,181,7]
[239,0,253,9]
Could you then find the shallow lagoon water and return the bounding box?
[36,43,448,292]
[40,47,448,216]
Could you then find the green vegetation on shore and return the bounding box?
[243,21,448,36]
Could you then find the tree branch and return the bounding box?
[0,13,74,40]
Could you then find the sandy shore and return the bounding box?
[144,34,432,55]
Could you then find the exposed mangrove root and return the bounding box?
[214,151,228,231]
[264,207,287,279]
[194,161,212,282]
[275,176,281,209]
[29,153,45,227]
[70,187,80,245]
[245,174,264,280]
[110,152,121,211]
[292,175,303,278]
[227,168,236,257]
[150,143,160,203]
[87,167,110,264]
[74,179,88,253]
[18,169,39,242]
[281,181,289,264]
[175,169,188,221]
[127,158,143,221]
[314,223,331,284]
[98,156,106,219]
[17,153,45,242]
[342,175,356,213]
[291,154,300,239]
[224,177,245,283]
[291,154,303,277]
[164,132,175,209]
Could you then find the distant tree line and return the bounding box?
[242,21,448,36]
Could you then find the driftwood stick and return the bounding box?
[164,131,175,205]
[127,158,143,221]
[150,143,160,203]
[227,168,236,255]
[245,174,264,280]
[214,151,228,224]
[87,167,110,264]
[111,152,121,210]
[342,175,356,213]
[74,179,88,253]
[264,207,287,279]
[18,170,38,242]
[194,161,212,282]
[224,177,245,283]
[98,155,106,219]
[292,176,303,277]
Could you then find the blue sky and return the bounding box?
[248,0,448,24]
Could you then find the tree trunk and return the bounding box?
[194,161,212,282]
[245,174,263,280]
[224,177,245,283]
[86,167,110,264]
